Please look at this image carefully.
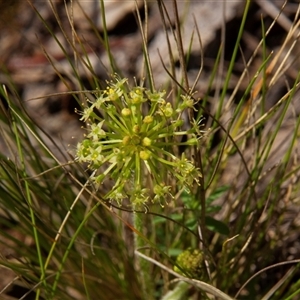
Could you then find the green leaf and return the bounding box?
[206,205,222,214]
[205,216,229,235]
[206,185,230,205]
[167,248,182,257]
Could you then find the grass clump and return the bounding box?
[0,0,300,299]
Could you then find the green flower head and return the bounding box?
[75,76,202,208]
[174,248,206,279]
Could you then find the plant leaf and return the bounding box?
[205,216,229,236]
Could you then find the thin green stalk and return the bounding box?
[172,0,189,91]
[261,16,267,113]
[157,0,177,95]
[254,84,295,179]
[133,151,154,298]
[284,289,300,300]
[280,71,300,168]
[51,200,102,298]
[229,52,273,138]
[133,213,154,300]
[7,97,46,298]
[35,169,98,299]
[82,259,91,300]
[99,0,118,73]
[216,0,251,120]
[197,44,222,119]
[135,0,154,90]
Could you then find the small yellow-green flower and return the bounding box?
[75,76,202,208]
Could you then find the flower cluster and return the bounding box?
[174,248,205,279]
[75,76,202,208]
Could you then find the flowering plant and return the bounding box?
[76,76,202,208]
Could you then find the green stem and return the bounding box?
[9,102,46,299]
[216,0,251,120]
[51,201,101,297]
[133,213,154,300]
[133,154,154,299]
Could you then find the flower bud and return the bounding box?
[121,108,131,117]
[143,115,153,124]
[108,88,119,101]
[140,150,151,160]
[122,136,131,145]
[142,137,152,146]
[186,137,198,145]
[133,125,140,133]
[164,103,173,117]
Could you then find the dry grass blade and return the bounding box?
[235,259,300,298]
[135,250,235,300]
